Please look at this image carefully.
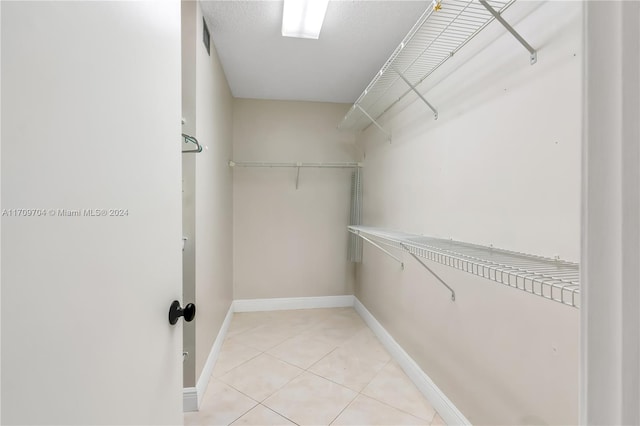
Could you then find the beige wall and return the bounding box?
[181,2,234,388]
[355,1,581,424]
[232,99,358,299]
[181,0,197,388]
[193,3,235,383]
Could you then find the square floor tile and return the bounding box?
[340,328,391,365]
[301,322,365,347]
[227,323,301,352]
[308,346,388,392]
[226,312,268,338]
[231,404,296,425]
[267,308,333,327]
[362,361,436,422]
[263,372,357,425]
[185,379,257,426]
[262,312,316,334]
[212,340,262,378]
[219,353,303,401]
[332,394,428,425]
[321,308,365,326]
[267,333,338,369]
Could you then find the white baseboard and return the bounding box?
[183,302,234,412]
[233,295,355,312]
[354,298,471,426]
[196,303,234,406]
[182,387,198,412]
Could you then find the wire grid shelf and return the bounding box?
[339,0,514,131]
[349,226,580,308]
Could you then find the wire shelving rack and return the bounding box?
[349,226,580,308]
[338,0,536,137]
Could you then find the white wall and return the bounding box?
[355,1,581,424]
[233,100,358,299]
[1,2,183,424]
[193,4,234,384]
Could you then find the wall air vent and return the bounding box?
[202,17,210,56]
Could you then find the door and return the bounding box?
[1,1,183,424]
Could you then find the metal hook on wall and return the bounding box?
[182,133,202,153]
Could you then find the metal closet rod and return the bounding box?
[228,161,363,169]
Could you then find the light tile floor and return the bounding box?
[185,308,447,426]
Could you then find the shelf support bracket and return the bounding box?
[400,243,456,301]
[295,164,301,190]
[352,232,404,269]
[392,67,438,120]
[355,105,392,142]
[479,0,537,65]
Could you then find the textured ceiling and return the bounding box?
[200,1,429,103]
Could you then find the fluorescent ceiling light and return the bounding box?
[282,0,330,39]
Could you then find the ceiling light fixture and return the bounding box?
[281,0,330,39]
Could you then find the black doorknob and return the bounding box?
[168,300,196,325]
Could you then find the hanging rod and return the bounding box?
[228,161,362,169]
[230,161,362,190]
[182,133,202,153]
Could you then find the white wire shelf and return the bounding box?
[349,226,580,308]
[339,0,536,135]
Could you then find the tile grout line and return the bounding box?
[257,368,307,406]
[260,403,301,426]
[327,391,361,426]
[294,317,440,425]
[257,312,367,423]
[303,346,340,372]
[209,376,264,405]
[217,358,306,407]
[227,310,322,344]
[231,318,330,356]
[356,358,438,423]
[304,368,356,391]
[212,348,263,379]
[215,313,338,423]
[357,358,392,397]
[264,315,392,393]
[225,400,260,426]
[359,392,436,424]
